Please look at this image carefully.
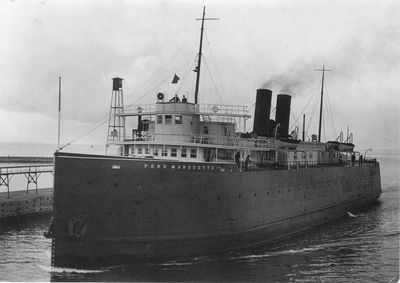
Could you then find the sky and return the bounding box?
[0,0,399,151]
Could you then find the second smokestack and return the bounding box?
[275,94,291,138]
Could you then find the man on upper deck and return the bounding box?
[170,94,180,102]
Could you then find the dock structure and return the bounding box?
[0,188,53,219]
[0,162,54,219]
[0,156,53,163]
[0,164,53,198]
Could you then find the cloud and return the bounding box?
[0,0,399,149]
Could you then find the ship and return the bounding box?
[48,7,381,268]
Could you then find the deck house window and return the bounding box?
[154,148,159,156]
[157,115,163,124]
[162,148,168,156]
[181,148,187,157]
[145,147,150,154]
[171,148,177,157]
[175,115,182,124]
[190,149,197,158]
[165,115,172,124]
[138,147,142,154]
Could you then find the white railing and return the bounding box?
[123,104,156,114]
[0,164,53,175]
[124,133,275,149]
[198,104,248,116]
[122,103,249,117]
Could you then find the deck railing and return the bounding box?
[198,104,248,116]
[124,133,276,149]
[122,103,249,117]
[244,158,378,171]
[124,104,156,114]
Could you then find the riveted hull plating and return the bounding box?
[51,152,381,267]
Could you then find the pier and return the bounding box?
[0,164,53,198]
[0,188,53,219]
[0,160,54,219]
[0,156,53,163]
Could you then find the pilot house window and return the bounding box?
[175,115,182,124]
[157,115,163,124]
[165,115,172,124]
[190,149,197,158]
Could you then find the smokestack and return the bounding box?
[253,89,272,136]
[275,94,291,138]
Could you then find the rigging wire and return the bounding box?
[324,84,337,138]
[203,32,228,104]
[289,79,321,131]
[60,56,196,149]
[60,118,109,150]
[306,83,321,136]
[323,110,326,141]
[129,56,197,105]
[202,55,226,104]
[124,38,198,104]
[176,57,198,95]
[59,23,203,149]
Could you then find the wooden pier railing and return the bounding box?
[0,164,53,198]
[0,156,53,163]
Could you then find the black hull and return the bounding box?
[51,152,381,267]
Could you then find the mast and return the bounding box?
[194,7,205,105]
[315,65,331,142]
[194,7,219,104]
[57,77,61,150]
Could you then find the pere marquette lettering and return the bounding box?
[143,163,223,171]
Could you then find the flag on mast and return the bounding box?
[172,74,180,84]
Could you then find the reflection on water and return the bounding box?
[0,186,398,282]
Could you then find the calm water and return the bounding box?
[0,145,399,282]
